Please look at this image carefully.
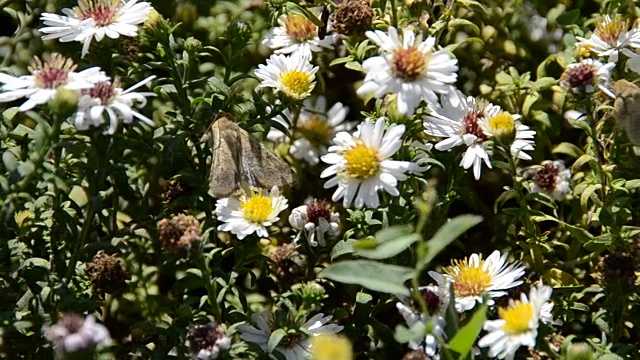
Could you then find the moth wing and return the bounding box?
[209,118,242,198]
[238,129,297,190]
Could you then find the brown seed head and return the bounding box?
[157,214,202,252]
[86,250,131,295]
[332,0,374,36]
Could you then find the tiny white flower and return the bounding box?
[263,12,336,58]
[215,186,288,240]
[429,250,525,312]
[320,117,419,209]
[0,53,107,111]
[238,311,343,360]
[268,96,351,165]
[396,282,451,359]
[560,59,616,98]
[254,51,318,100]
[39,0,153,58]
[575,15,640,63]
[43,313,111,355]
[73,75,156,134]
[524,160,572,201]
[478,282,555,360]
[424,89,534,180]
[289,199,340,247]
[356,26,458,115]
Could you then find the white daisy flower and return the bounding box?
[429,250,525,312]
[424,89,534,180]
[263,12,335,58]
[0,53,107,111]
[524,160,572,201]
[356,26,458,115]
[575,15,640,63]
[72,75,156,134]
[560,59,616,98]
[238,311,343,360]
[43,313,111,355]
[254,51,318,100]
[396,282,451,359]
[289,199,340,247]
[214,186,288,240]
[39,0,153,58]
[268,96,351,165]
[478,282,555,360]
[320,117,419,209]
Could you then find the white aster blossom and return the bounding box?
[72,75,156,134]
[0,53,107,111]
[39,0,153,58]
[478,282,555,360]
[268,96,351,165]
[575,15,640,63]
[424,89,535,180]
[320,117,419,209]
[289,199,340,247]
[254,51,318,100]
[396,282,451,359]
[429,250,525,312]
[356,26,458,115]
[215,186,288,240]
[262,12,335,58]
[560,59,616,98]
[238,311,343,360]
[187,322,231,360]
[43,313,111,355]
[524,160,572,201]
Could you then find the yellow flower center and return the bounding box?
[241,193,273,223]
[446,259,493,297]
[284,13,317,42]
[487,112,516,141]
[499,301,534,334]
[298,114,333,147]
[595,16,628,47]
[576,44,593,58]
[343,143,380,179]
[311,334,354,360]
[391,46,427,81]
[280,71,313,100]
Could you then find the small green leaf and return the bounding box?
[418,215,483,269]
[319,260,413,295]
[448,302,487,357]
[331,240,356,260]
[552,142,584,158]
[556,9,580,27]
[394,321,426,344]
[448,19,479,35]
[267,329,287,353]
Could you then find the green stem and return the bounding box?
[197,243,222,321]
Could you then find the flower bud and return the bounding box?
[227,20,252,50]
[48,87,78,117]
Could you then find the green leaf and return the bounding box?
[267,329,287,353]
[418,215,483,269]
[494,189,519,213]
[448,302,487,358]
[556,9,580,27]
[355,225,420,260]
[448,19,479,35]
[319,260,413,295]
[330,239,356,260]
[522,92,540,116]
[625,179,640,190]
[580,184,602,209]
[597,355,624,360]
[552,142,584,158]
[394,321,426,344]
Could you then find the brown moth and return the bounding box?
[205,114,297,198]
[613,79,640,145]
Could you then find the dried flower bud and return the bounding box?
[402,350,430,360]
[85,251,131,295]
[162,178,190,204]
[266,243,307,279]
[332,0,374,36]
[157,214,202,252]
[187,322,231,360]
[594,251,636,288]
